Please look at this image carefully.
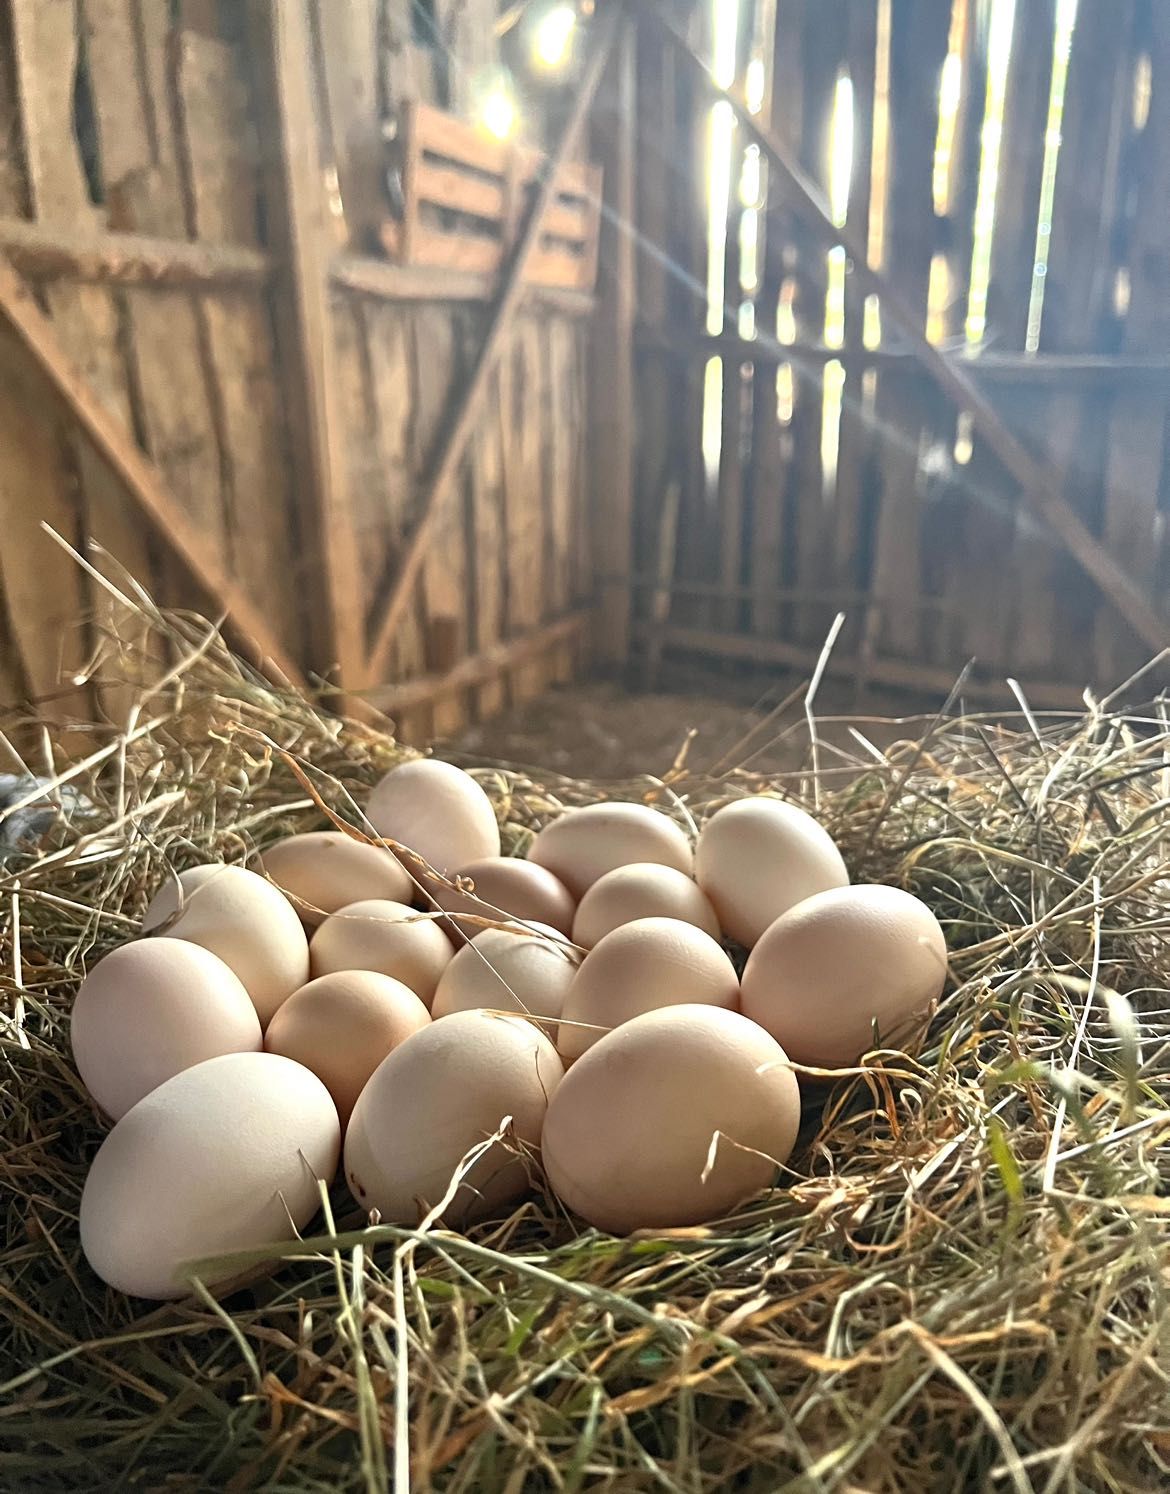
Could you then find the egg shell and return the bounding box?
[542,1005,800,1234]
[142,866,310,1028]
[264,971,431,1125]
[71,938,262,1121]
[79,1051,340,1299]
[366,759,500,875]
[344,1010,564,1225]
[431,922,580,1024]
[141,862,224,930]
[309,899,452,1005]
[572,862,721,948]
[528,802,693,901]
[257,831,414,928]
[435,857,576,937]
[695,797,848,948]
[740,884,947,1068]
[558,916,739,1061]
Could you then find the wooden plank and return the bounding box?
[509,316,548,700]
[0,217,271,285]
[1097,4,1170,685]
[367,612,590,715]
[789,1,848,643]
[174,29,302,665]
[314,0,384,249]
[589,15,635,665]
[0,258,304,685]
[470,363,507,719]
[864,0,951,669]
[330,253,595,314]
[0,331,93,726]
[651,5,1169,655]
[260,0,365,689]
[748,0,800,640]
[11,0,99,228]
[0,6,27,214]
[360,297,427,684]
[546,317,575,622]
[830,0,877,595]
[1042,0,1136,682]
[964,0,1057,673]
[941,0,985,342]
[365,7,620,681]
[633,618,1091,711]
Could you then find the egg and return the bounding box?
[695,796,848,948]
[572,862,721,948]
[140,862,224,929]
[142,865,310,1028]
[71,938,262,1121]
[435,857,576,937]
[309,899,452,1005]
[740,884,947,1068]
[264,971,431,1125]
[79,1051,339,1299]
[558,916,739,1061]
[542,1005,800,1234]
[528,802,693,901]
[257,831,414,927]
[366,758,500,874]
[344,1010,564,1225]
[431,922,580,1024]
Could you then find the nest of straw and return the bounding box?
[2,604,1169,1494]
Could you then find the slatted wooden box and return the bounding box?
[381,102,602,292]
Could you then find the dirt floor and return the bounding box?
[444,664,939,783]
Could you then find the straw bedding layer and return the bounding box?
[2,613,1169,1493]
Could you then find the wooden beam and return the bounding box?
[0,215,271,288]
[633,620,1091,712]
[330,253,596,315]
[590,15,636,665]
[0,256,304,687]
[259,0,366,692]
[649,5,1168,656]
[364,7,620,683]
[366,610,591,713]
[638,329,1170,385]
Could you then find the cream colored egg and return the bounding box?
[79,1051,339,1299]
[435,857,576,937]
[344,1010,564,1225]
[558,916,738,1061]
[431,922,580,1024]
[528,802,693,901]
[142,866,310,1028]
[309,899,452,1005]
[141,863,224,930]
[258,831,414,927]
[695,797,848,948]
[72,938,261,1121]
[366,758,500,874]
[264,971,430,1125]
[542,1005,800,1234]
[740,884,947,1068]
[572,862,721,948]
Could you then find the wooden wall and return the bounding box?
[632,0,1170,707]
[0,0,596,748]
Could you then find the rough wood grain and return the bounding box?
[315,0,383,250]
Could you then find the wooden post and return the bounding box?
[364,6,621,684]
[249,0,366,693]
[649,2,1168,656]
[590,14,636,667]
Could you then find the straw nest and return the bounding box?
[2,605,1169,1494]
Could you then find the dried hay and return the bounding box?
[2,603,1169,1493]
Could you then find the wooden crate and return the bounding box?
[381,103,602,292]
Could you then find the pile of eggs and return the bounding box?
[73,758,948,1299]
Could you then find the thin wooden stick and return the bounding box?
[0,257,305,688]
[648,4,1168,654]
[365,5,621,682]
